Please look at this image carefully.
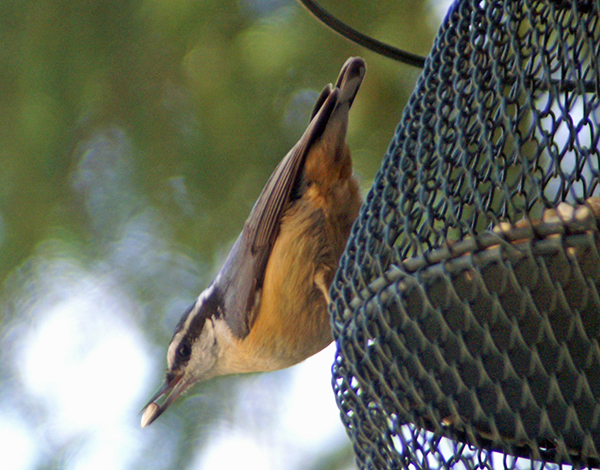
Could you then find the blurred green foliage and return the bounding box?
[0,0,445,468]
[0,0,435,283]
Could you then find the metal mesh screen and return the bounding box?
[330,0,600,468]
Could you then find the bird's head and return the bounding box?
[141,287,226,427]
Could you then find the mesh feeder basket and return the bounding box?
[330,0,600,468]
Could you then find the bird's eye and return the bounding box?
[177,342,192,360]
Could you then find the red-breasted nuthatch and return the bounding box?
[141,57,366,427]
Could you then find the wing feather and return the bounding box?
[216,57,366,338]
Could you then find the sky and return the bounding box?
[0,1,455,469]
[3,249,354,470]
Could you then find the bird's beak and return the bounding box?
[140,373,185,427]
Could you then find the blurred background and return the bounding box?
[0,0,452,468]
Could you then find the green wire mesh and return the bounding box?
[330,0,600,468]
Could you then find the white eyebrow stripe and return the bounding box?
[167,333,182,368]
[167,283,220,369]
[180,284,215,334]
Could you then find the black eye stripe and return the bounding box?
[170,286,223,370]
[180,287,223,343]
[177,342,192,360]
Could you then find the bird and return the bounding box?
[141,57,366,427]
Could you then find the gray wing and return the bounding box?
[216,57,366,339]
